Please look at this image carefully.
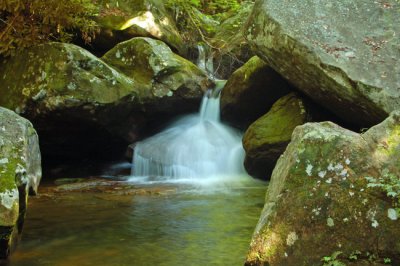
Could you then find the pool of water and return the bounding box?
[5,177,266,266]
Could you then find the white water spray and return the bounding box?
[131,84,246,180]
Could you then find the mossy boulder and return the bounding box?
[90,0,185,56]
[246,112,400,266]
[102,37,210,112]
[0,41,209,161]
[243,93,314,179]
[245,0,400,127]
[221,56,292,129]
[0,107,41,259]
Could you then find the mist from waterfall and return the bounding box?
[131,88,246,183]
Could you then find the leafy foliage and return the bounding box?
[167,0,244,19]
[165,0,251,45]
[0,0,98,56]
[321,251,346,266]
[365,171,400,215]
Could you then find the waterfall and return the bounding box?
[197,43,215,78]
[131,83,246,180]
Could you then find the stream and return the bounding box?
[6,175,266,266]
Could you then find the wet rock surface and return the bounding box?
[39,177,177,198]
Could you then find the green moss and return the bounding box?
[0,157,19,194]
[244,93,306,147]
[0,42,139,112]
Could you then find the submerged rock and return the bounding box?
[220,56,291,128]
[89,0,186,56]
[0,107,41,259]
[0,41,209,162]
[246,0,400,127]
[243,93,315,179]
[246,112,400,265]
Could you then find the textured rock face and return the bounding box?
[0,107,41,259]
[246,0,400,127]
[0,41,209,161]
[91,0,185,56]
[246,112,400,266]
[220,56,291,128]
[243,93,313,179]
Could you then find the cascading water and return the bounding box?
[131,83,246,181]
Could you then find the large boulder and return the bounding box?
[88,0,186,56]
[246,0,400,127]
[243,93,315,179]
[0,41,209,161]
[246,112,400,266]
[0,107,41,259]
[220,56,291,128]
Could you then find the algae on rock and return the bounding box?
[0,107,41,259]
[246,112,400,266]
[242,93,314,179]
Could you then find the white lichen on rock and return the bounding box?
[0,189,19,210]
[371,219,379,228]
[327,217,335,227]
[306,164,313,176]
[0,158,9,165]
[318,170,326,178]
[387,208,398,221]
[286,231,298,246]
